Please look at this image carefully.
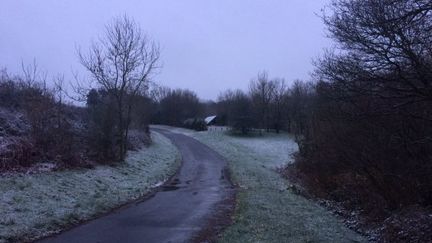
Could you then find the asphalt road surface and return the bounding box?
[39,128,234,243]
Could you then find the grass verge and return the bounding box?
[0,132,180,243]
[189,130,366,243]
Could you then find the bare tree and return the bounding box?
[20,59,48,89]
[319,0,432,112]
[270,78,288,133]
[249,71,276,132]
[149,84,171,103]
[79,15,160,160]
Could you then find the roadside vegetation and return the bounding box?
[185,130,366,243]
[285,1,432,242]
[0,132,180,243]
[0,15,160,170]
[184,1,431,241]
[0,16,183,242]
[1,0,431,242]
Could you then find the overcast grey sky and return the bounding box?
[0,0,331,100]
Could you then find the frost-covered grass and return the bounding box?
[188,130,366,243]
[0,132,180,243]
[151,125,196,136]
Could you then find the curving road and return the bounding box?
[39,128,234,243]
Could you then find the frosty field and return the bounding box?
[188,130,366,243]
[0,132,180,243]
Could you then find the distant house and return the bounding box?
[205,115,229,131]
[204,115,217,126]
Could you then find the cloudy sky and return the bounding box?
[0,0,332,100]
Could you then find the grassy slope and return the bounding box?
[0,132,180,243]
[190,131,366,243]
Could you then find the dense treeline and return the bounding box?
[216,73,312,136]
[287,0,432,241]
[150,87,204,127]
[147,73,312,136]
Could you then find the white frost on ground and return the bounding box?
[150,125,197,136]
[0,132,180,243]
[223,133,298,168]
[186,130,366,243]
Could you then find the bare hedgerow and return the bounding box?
[0,65,87,169]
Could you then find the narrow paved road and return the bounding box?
[39,129,234,243]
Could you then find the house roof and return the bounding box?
[204,115,217,124]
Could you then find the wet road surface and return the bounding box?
[39,128,234,243]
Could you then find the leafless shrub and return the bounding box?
[0,66,86,169]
